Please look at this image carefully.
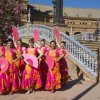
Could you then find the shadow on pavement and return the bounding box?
[59,73,84,91]
[72,81,98,100]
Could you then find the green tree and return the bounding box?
[0,0,28,39]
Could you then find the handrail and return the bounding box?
[61,32,97,57]
[60,32,98,78]
[18,24,54,42]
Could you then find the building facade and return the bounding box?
[22,4,100,35]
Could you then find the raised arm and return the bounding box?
[37,49,43,59]
[56,50,64,62]
[13,50,22,62]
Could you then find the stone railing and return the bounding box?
[60,32,98,78]
[18,24,54,42]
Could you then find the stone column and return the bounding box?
[52,0,65,24]
[52,0,57,23]
[56,0,63,21]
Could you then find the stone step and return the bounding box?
[82,44,100,46]
[83,45,100,49]
[79,41,100,44]
[78,40,100,43]
[78,40,100,52]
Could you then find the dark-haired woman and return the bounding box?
[15,39,26,86]
[4,39,21,94]
[21,38,43,94]
[59,41,69,85]
[39,39,48,87]
[0,38,7,95]
[45,40,63,93]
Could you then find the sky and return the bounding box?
[29,0,100,9]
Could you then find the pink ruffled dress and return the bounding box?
[45,49,61,90]
[21,48,42,90]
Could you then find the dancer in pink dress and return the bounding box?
[4,39,22,94]
[22,38,43,94]
[59,41,69,85]
[0,38,7,95]
[16,39,26,84]
[39,39,48,87]
[45,40,64,93]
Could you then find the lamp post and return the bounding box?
[52,0,56,23]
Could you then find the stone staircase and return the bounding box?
[79,40,100,54]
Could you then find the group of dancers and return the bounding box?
[0,37,69,94]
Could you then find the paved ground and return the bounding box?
[0,76,100,100]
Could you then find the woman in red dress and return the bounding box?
[4,39,22,94]
[59,41,69,85]
[39,39,48,87]
[45,40,64,93]
[15,39,26,85]
[0,38,7,95]
[21,38,43,94]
